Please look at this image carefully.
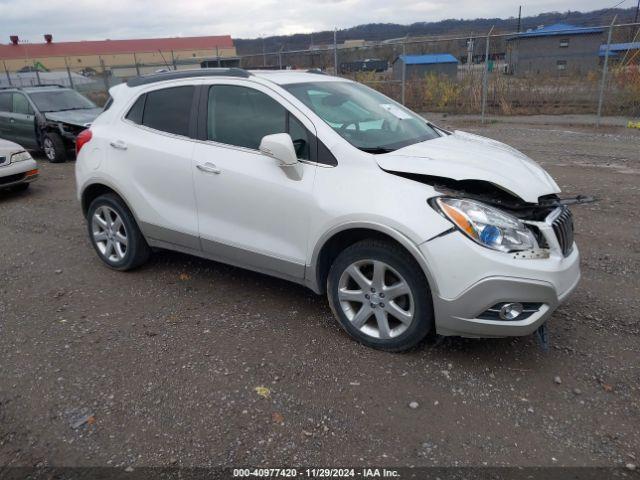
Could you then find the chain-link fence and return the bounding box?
[2,22,639,123]
[1,55,206,106]
[239,22,640,122]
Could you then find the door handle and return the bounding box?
[196,162,221,174]
[109,140,127,150]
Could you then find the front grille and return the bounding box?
[552,207,574,257]
[0,172,26,185]
[0,156,7,167]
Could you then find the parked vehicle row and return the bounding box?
[0,85,101,163]
[74,68,585,351]
[0,138,38,191]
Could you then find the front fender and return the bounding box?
[305,220,444,296]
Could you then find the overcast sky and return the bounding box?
[0,0,629,43]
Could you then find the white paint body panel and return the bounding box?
[192,142,316,270]
[105,122,198,241]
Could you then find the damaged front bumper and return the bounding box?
[419,207,581,338]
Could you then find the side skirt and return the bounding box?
[140,222,310,290]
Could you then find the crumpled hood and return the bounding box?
[377,130,560,203]
[44,108,102,127]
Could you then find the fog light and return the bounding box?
[499,302,524,320]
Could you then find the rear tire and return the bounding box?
[11,183,30,192]
[327,239,435,352]
[86,193,151,271]
[42,132,67,163]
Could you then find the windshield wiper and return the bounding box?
[358,146,396,154]
[47,107,94,112]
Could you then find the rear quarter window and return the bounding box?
[125,94,145,124]
[103,97,114,112]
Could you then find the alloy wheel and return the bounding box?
[337,259,415,339]
[43,138,55,161]
[91,206,128,262]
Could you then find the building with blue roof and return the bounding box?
[598,42,640,60]
[506,23,604,76]
[392,53,459,80]
[510,23,604,39]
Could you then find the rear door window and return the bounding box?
[140,86,194,137]
[12,94,33,115]
[0,93,11,113]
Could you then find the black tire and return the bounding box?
[11,183,30,192]
[327,239,435,352]
[86,193,151,271]
[42,132,68,163]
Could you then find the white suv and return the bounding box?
[76,68,582,351]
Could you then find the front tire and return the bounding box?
[86,194,151,270]
[42,132,67,163]
[327,239,435,352]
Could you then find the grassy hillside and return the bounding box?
[235,7,637,55]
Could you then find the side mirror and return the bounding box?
[259,133,299,167]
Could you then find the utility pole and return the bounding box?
[333,28,338,75]
[481,25,494,124]
[517,6,522,32]
[597,15,617,127]
[634,0,640,38]
[3,60,12,86]
[133,52,140,76]
[401,37,407,105]
[34,62,41,85]
[64,57,74,89]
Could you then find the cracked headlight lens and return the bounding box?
[433,197,537,252]
[10,151,32,163]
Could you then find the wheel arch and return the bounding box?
[308,222,438,296]
[80,181,138,222]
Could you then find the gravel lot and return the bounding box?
[1,121,639,470]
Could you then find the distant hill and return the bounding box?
[234,7,637,55]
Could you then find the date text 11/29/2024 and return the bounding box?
[232,468,400,478]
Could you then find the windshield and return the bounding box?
[29,90,96,113]
[284,81,440,152]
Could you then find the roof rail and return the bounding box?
[126,68,251,87]
[0,84,67,90]
[30,84,67,88]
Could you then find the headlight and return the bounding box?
[10,151,32,163]
[432,197,537,252]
